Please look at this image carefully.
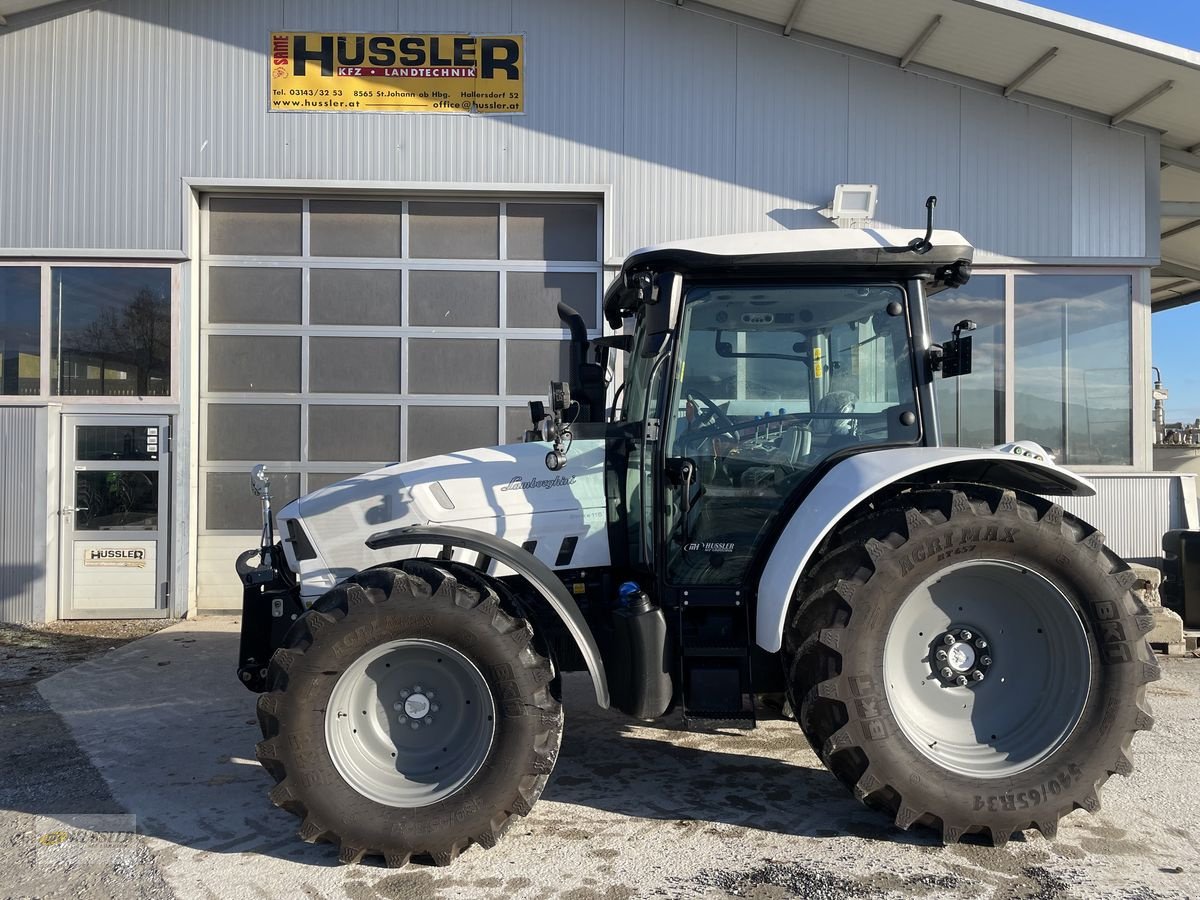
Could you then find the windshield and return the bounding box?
[664,282,919,585]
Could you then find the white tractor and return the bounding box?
[236,200,1157,865]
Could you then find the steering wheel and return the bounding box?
[684,386,738,438]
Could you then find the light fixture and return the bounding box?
[831,183,879,222]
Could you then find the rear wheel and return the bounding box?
[256,560,562,866]
[785,486,1159,844]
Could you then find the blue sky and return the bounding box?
[1038,1,1200,423]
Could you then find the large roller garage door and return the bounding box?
[196,195,603,610]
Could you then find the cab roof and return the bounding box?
[604,228,974,326]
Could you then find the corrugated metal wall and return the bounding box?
[0,0,1151,260]
[1059,474,1197,566]
[0,407,47,623]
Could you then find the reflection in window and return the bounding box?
[0,267,41,396]
[73,471,158,530]
[51,268,172,397]
[928,275,1006,448]
[1015,275,1132,466]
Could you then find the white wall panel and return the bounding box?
[0,0,1156,262]
[959,91,1073,261]
[0,22,55,248]
[847,60,961,233]
[1072,119,1147,259]
[733,26,849,231]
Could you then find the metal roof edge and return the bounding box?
[953,0,1200,72]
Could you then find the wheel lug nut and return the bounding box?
[975,638,988,649]
[960,630,973,641]
[980,656,992,666]
[956,675,969,686]
[414,685,423,692]
[410,722,420,730]
[426,691,435,700]
[936,649,948,661]
[393,701,404,710]
[941,667,953,679]
[424,717,433,725]
[430,704,440,713]
[972,670,985,681]
[397,715,407,723]
[399,690,410,699]
[943,634,955,645]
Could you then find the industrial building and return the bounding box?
[2,0,1200,621]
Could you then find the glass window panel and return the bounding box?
[206,471,299,531]
[310,200,403,258]
[506,340,571,395]
[76,425,162,462]
[310,337,400,393]
[0,267,41,396]
[663,284,917,586]
[51,267,172,397]
[311,268,402,326]
[408,406,498,459]
[506,271,598,329]
[408,339,498,394]
[507,203,598,261]
[207,335,301,393]
[309,405,400,462]
[1015,275,1132,466]
[208,197,302,256]
[306,472,361,493]
[927,275,1006,448]
[73,471,159,531]
[409,271,499,327]
[408,202,499,259]
[207,404,300,461]
[207,267,301,324]
[505,407,534,444]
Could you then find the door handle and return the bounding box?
[63,506,89,514]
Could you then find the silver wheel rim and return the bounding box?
[882,560,1091,779]
[325,639,496,808]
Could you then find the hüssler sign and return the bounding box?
[270,32,524,114]
[84,548,147,568]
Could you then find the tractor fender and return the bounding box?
[755,446,1096,653]
[365,523,609,708]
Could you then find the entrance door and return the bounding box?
[60,415,171,619]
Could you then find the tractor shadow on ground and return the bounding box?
[543,677,940,847]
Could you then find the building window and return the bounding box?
[0,267,41,396]
[928,274,1006,448]
[1015,274,1133,466]
[51,267,172,397]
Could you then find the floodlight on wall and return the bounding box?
[830,184,878,224]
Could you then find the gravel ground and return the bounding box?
[0,621,174,900]
[5,618,1200,900]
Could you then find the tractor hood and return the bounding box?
[276,440,610,599]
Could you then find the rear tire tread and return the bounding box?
[785,486,1155,847]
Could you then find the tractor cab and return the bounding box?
[589,227,974,585]
[513,225,972,727]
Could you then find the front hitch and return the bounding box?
[235,466,304,692]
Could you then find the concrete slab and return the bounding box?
[36,619,1200,900]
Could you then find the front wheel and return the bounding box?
[256,560,562,866]
[785,486,1159,845]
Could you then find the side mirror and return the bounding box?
[940,319,976,379]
